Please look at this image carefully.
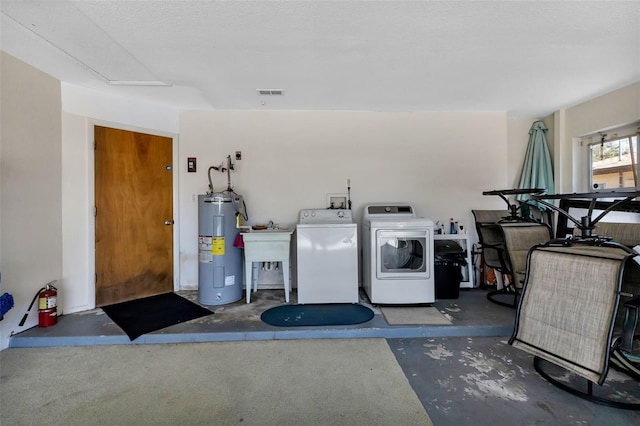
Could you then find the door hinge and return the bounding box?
[95,274,97,284]
[94,140,96,150]
[94,206,97,217]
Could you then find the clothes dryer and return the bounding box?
[362,204,435,304]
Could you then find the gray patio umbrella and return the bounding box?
[517,121,554,212]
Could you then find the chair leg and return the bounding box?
[533,356,640,410]
[486,288,519,309]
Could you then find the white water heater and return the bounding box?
[198,191,244,305]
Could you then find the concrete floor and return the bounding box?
[8,288,640,424]
[389,336,640,425]
[9,288,515,346]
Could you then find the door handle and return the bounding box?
[165,220,174,225]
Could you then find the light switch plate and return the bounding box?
[187,157,197,172]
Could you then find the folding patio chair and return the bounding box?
[510,240,640,409]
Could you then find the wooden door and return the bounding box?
[94,126,174,306]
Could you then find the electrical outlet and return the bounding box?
[235,151,242,160]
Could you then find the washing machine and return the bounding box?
[362,204,435,304]
[295,209,359,304]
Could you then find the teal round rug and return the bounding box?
[261,304,374,327]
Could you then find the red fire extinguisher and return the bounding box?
[38,284,58,327]
[19,281,58,328]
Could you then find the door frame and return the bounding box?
[87,119,180,308]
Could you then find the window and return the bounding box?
[589,133,638,191]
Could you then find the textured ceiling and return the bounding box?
[2,1,639,118]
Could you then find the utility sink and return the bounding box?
[241,227,294,303]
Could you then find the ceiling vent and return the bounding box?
[257,89,284,96]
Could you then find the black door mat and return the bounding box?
[102,292,213,340]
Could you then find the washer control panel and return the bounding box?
[299,209,353,224]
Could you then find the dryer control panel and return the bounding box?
[365,204,415,218]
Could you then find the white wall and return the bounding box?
[0,53,62,349]
[4,50,639,350]
[178,110,510,288]
[59,106,513,305]
[558,82,640,193]
[11,46,638,324]
[62,83,180,133]
[60,86,180,315]
[24,55,640,343]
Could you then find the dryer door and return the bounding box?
[376,229,430,279]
